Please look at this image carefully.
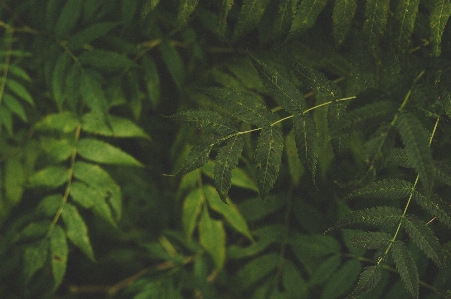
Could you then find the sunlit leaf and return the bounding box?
[81,112,150,139]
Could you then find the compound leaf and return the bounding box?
[29,166,69,188]
[350,231,392,250]
[393,0,420,53]
[67,22,118,50]
[233,0,271,41]
[24,238,49,282]
[81,112,150,139]
[363,0,390,50]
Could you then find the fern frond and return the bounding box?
[350,232,392,250]
[403,215,446,269]
[327,206,403,231]
[255,126,284,200]
[363,0,390,50]
[344,178,413,201]
[393,0,420,53]
[288,0,328,40]
[412,192,451,228]
[332,0,357,46]
[293,114,318,180]
[346,265,381,299]
[233,0,271,42]
[430,0,451,57]
[214,135,244,203]
[170,109,238,136]
[203,87,276,127]
[391,240,419,299]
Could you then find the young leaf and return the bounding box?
[431,0,451,56]
[77,138,143,167]
[198,208,226,269]
[67,22,118,50]
[403,215,446,269]
[182,188,204,242]
[350,231,392,250]
[391,241,419,299]
[393,0,420,52]
[217,0,234,38]
[344,178,414,201]
[49,225,68,291]
[250,56,306,114]
[81,113,150,139]
[52,52,71,108]
[327,206,403,231]
[346,265,381,299]
[232,0,271,41]
[24,239,49,282]
[396,111,435,197]
[293,114,318,180]
[321,259,361,299]
[288,0,328,40]
[177,0,199,28]
[78,50,136,72]
[332,0,357,46]
[363,0,390,50]
[159,39,184,90]
[203,87,276,127]
[170,109,238,136]
[214,135,244,203]
[255,126,284,200]
[28,166,69,188]
[54,0,83,39]
[62,203,95,261]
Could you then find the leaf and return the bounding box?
[5,79,34,105]
[24,239,49,282]
[29,166,69,188]
[350,231,392,249]
[170,109,238,136]
[412,192,451,228]
[396,111,435,197]
[391,241,419,299]
[77,138,143,167]
[182,188,204,242]
[16,221,52,243]
[393,0,420,52]
[327,206,403,231]
[293,114,318,180]
[78,50,136,72]
[431,0,451,56]
[228,225,283,259]
[62,203,95,261]
[217,0,234,38]
[214,135,244,202]
[81,112,150,139]
[271,0,294,41]
[232,0,271,41]
[49,225,68,291]
[37,195,61,218]
[5,156,25,204]
[235,253,279,290]
[403,215,446,269]
[285,129,304,187]
[320,259,361,299]
[310,254,341,286]
[203,185,253,240]
[142,55,160,109]
[54,0,83,39]
[251,56,306,114]
[35,111,79,133]
[0,106,12,134]
[288,0,328,40]
[159,39,184,90]
[198,208,226,269]
[282,261,307,298]
[238,195,284,222]
[255,126,284,200]
[80,70,109,122]
[332,0,357,46]
[177,0,199,28]
[3,93,27,121]
[178,139,215,175]
[346,265,381,299]
[8,64,31,82]
[67,22,118,50]
[363,0,390,50]
[52,52,71,108]
[202,160,259,192]
[344,178,414,201]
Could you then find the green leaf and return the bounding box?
[204,87,276,126]
[391,241,419,299]
[8,64,31,82]
[363,0,390,50]
[77,138,143,167]
[294,114,318,180]
[285,129,304,187]
[67,22,118,50]
[202,160,259,192]
[81,112,150,139]
[24,239,49,282]
[346,265,381,299]
[62,203,95,261]
[0,106,12,134]
[350,232,392,250]
[52,52,71,108]
[251,56,306,114]
[35,111,79,133]
[255,126,284,200]
[332,0,357,46]
[228,225,283,259]
[29,166,69,188]
[54,0,83,39]
[5,156,25,204]
[66,63,82,108]
[142,55,160,109]
[3,93,27,121]
[235,253,279,290]
[49,225,68,291]
[271,0,294,41]
[78,50,136,72]
[288,0,328,39]
[282,261,307,298]
[178,140,215,175]
[5,79,34,105]
[159,39,184,90]
[203,185,253,240]
[182,188,204,242]
[328,206,403,231]
[403,215,446,269]
[396,111,435,197]
[42,138,74,163]
[393,0,420,52]
[309,254,341,286]
[177,0,199,27]
[431,0,451,56]
[16,220,52,243]
[344,178,414,201]
[232,0,271,41]
[289,233,341,261]
[198,208,226,269]
[412,192,451,228]
[80,70,109,121]
[170,109,238,136]
[321,259,361,299]
[37,195,62,218]
[217,0,234,38]
[214,135,244,202]
[238,195,284,222]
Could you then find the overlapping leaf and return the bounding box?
[198,208,226,269]
[54,0,83,39]
[81,113,150,139]
[233,0,271,41]
[182,188,204,242]
[23,239,48,282]
[217,0,234,38]
[391,241,419,299]
[177,0,199,28]
[67,22,118,50]
[393,0,420,52]
[49,225,68,291]
[177,139,216,175]
[412,192,451,228]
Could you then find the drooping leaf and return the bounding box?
[159,39,184,90]
[431,0,451,56]
[170,109,238,136]
[78,50,136,72]
[204,87,276,126]
[49,225,68,291]
[255,126,284,200]
[62,203,95,261]
[182,188,204,242]
[403,215,446,269]
[203,185,253,240]
[288,0,329,40]
[344,178,414,201]
[396,111,435,197]
[81,112,150,139]
[393,0,420,52]
[0,106,12,134]
[214,135,244,202]
[217,0,234,38]
[332,0,357,46]
[8,65,31,82]
[29,166,69,188]
[77,138,143,167]
[363,0,390,50]
[24,238,49,282]
[347,265,382,299]
[391,241,419,299]
[67,22,119,50]
[327,206,403,231]
[54,0,83,39]
[349,231,392,250]
[177,0,199,28]
[232,0,271,42]
[321,259,361,299]
[293,114,318,180]
[52,52,71,108]
[198,208,226,269]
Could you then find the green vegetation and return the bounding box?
[1,0,451,298]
